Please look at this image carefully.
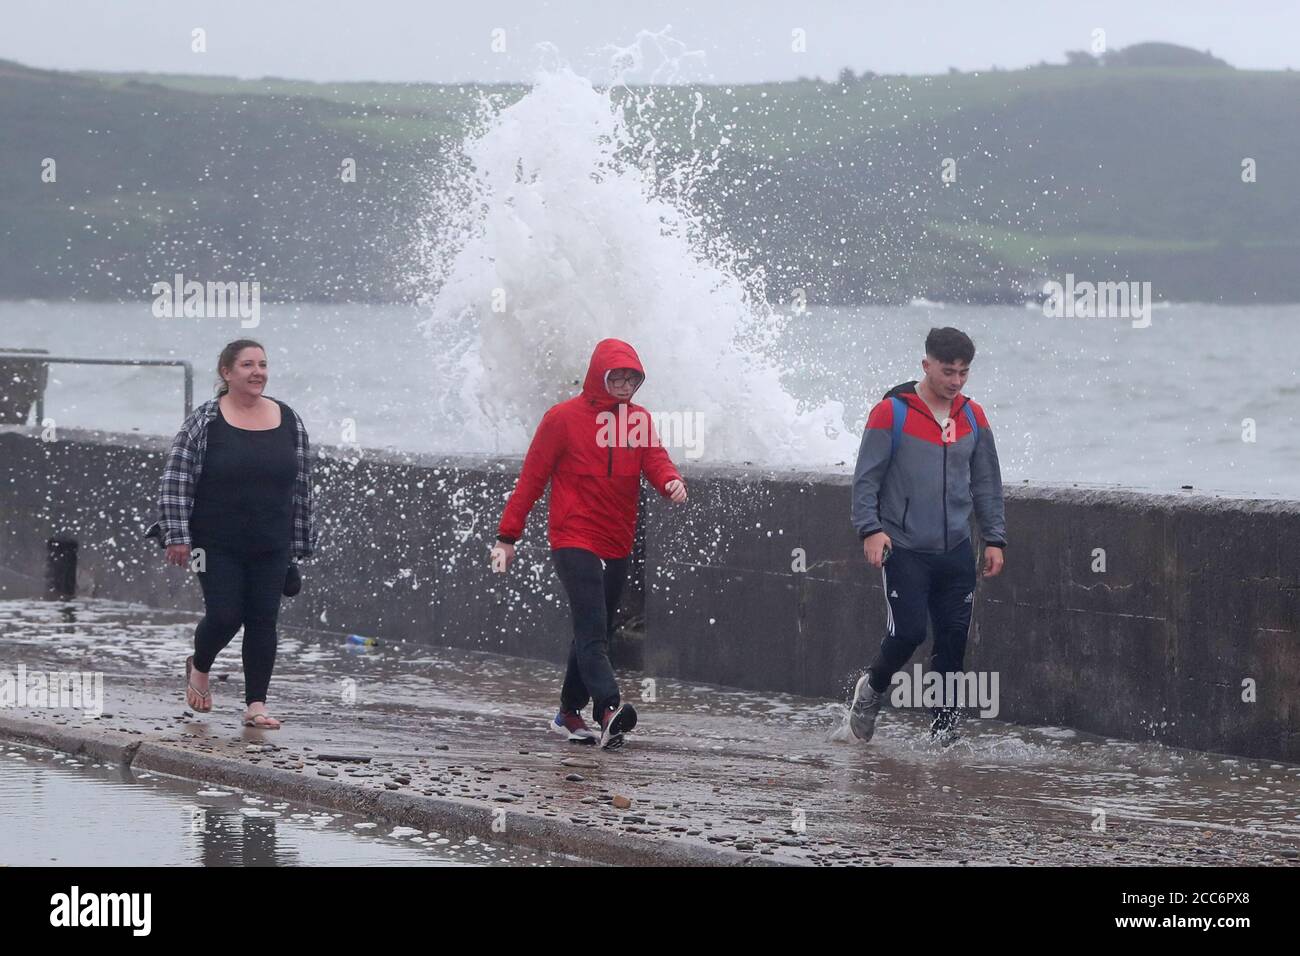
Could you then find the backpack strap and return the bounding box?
[889,396,907,457]
[894,395,982,457]
[963,401,979,448]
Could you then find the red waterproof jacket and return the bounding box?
[496,339,683,559]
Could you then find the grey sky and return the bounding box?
[3,0,1295,83]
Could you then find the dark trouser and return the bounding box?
[867,538,978,707]
[552,547,629,719]
[192,545,290,705]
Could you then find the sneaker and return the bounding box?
[550,710,598,744]
[598,702,638,750]
[929,707,962,747]
[849,674,883,742]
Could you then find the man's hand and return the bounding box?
[665,479,687,503]
[982,545,1004,577]
[165,543,191,568]
[862,531,892,568]
[490,540,516,573]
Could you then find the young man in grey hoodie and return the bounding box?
[849,327,1007,743]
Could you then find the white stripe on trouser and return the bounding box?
[881,564,895,636]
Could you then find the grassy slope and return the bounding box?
[3,58,1297,302]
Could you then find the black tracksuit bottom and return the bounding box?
[552,547,629,720]
[866,537,978,707]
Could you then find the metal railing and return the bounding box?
[0,352,194,425]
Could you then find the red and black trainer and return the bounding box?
[598,702,638,750]
[550,709,598,744]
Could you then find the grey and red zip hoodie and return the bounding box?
[851,381,1007,554]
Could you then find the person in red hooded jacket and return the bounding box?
[492,339,687,749]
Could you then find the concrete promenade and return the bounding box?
[2,599,1297,866]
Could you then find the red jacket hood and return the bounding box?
[581,339,645,407]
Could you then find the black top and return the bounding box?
[189,400,297,553]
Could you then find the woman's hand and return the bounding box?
[165,543,191,568]
[490,540,516,573]
[665,479,688,503]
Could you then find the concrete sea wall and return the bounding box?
[1,427,1296,761]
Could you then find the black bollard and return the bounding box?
[46,537,78,599]
[0,348,49,425]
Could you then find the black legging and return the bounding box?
[552,547,629,719]
[192,546,289,705]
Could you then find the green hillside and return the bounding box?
[2,44,1297,304]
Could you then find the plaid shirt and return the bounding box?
[153,397,317,559]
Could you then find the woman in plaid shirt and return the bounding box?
[152,339,315,729]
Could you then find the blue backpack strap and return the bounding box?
[891,396,978,455]
[963,402,979,447]
[889,396,907,457]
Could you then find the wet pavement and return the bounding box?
[1,741,564,866]
[1,598,1298,866]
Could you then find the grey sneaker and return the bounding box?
[849,674,883,742]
